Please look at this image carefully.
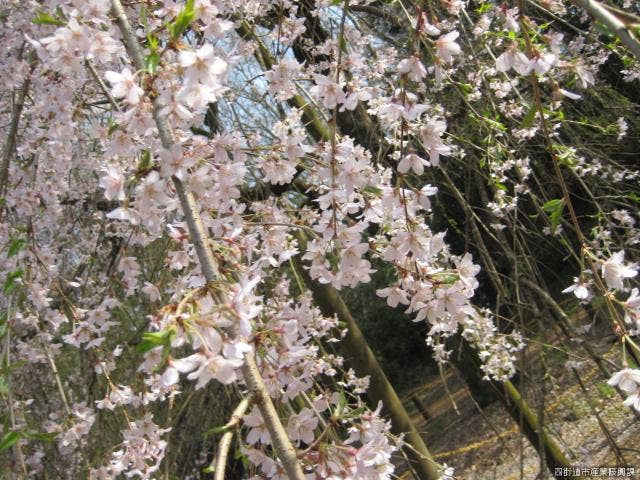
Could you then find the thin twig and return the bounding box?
[213,395,252,480]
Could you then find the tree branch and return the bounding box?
[109,2,306,478]
[572,0,640,58]
[213,395,252,480]
[0,50,37,201]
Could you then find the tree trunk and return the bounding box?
[452,338,577,479]
[294,258,440,480]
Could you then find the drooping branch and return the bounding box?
[108,2,306,478]
[0,50,36,201]
[236,20,331,142]
[291,252,441,480]
[213,395,252,480]
[571,0,640,59]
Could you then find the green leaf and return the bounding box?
[137,149,152,172]
[363,185,382,196]
[626,192,640,203]
[3,269,24,294]
[475,2,491,14]
[136,329,174,353]
[519,104,537,129]
[7,237,25,258]
[338,391,347,408]
[204,424,231,436]
[345,405,367,418]
[553,144,577,168]
[0,431,21,453]
[542,198,565,231]
[22,431,57,443]
[169,0,196,40]
[107,118,119,136]
[32,10,66,26]
[458,82,473,95]
[146,33,159,52]
[144,52,160,75]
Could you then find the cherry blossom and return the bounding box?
[601,251,638,290]
[2,0,638,478]
[435,31,461,63]
[178,43,228,84]
[104,68,144,105]
[398,55,428,82]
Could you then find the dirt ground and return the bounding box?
[396,309,640,479]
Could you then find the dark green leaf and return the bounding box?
[0,431,21,453]
[7,237,25,258]
[4,269,24,294]
[363,185,383,196]
[146,33,159,52]
[542,198,565,231]
[204,424,230,436]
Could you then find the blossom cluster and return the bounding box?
[0,0,638,478]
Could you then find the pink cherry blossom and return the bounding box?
[435,31,461,63]
[104,68,144,105]
[397,55,428,82]
[99,166,126,201]
[602,251,638,290]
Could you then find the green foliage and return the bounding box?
[169,0,195,41]
[144,34,160,75]
[0,432,20,453]
[3,269,24,293]
[542,198,565,232]
[31,9,66,26]
[144,52,160,76]
[136,329,175,353]
[7,236,25,258]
